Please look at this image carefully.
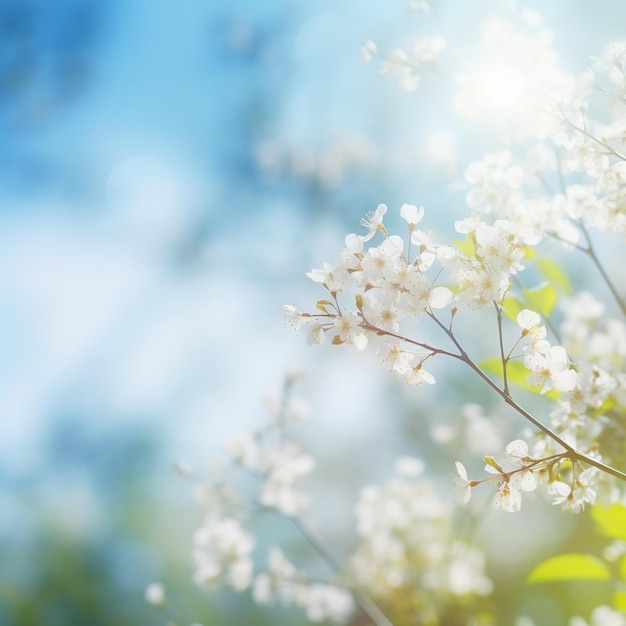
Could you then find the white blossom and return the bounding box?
[193,517,255,590]
[144,582,166,606]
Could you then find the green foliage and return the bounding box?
[535,258,573,295]
[591,503,626,541]
[503,296,525,322]
[527,554,612,583]
[453,236,476,258]
[504,273,562,322]
[527,504,626,613]
[479,358,560,400]
[522,283,558,318]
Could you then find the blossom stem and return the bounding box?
[475,453,567,487]
[578,222,626,317]
[549,221,626,317]
[359,312,626,483]
[291,517,395,626]
[360,319,460,360]
[593,83,626,101]
[554,110,626,161]
[494,302,510,396]
[427,312,626,483]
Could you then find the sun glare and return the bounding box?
[453,15,561,130]
[481,66,527,111]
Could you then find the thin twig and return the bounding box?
[360,319,460,359]
[550,108,626,161]
[291,517,395,626]
[494,301,510,396]
[426,312,626,482]
[577,222,626,317]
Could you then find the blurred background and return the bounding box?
[2,1,626,625]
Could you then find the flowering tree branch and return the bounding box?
[362,310,626,484]
[291,517,395,626]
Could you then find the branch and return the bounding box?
[494,301,510,396]
[359,319,461,360]
[426,312,626,483]
[551,109,626,161]
[577,221,626,317]
[291,517,395,626]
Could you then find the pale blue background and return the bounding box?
[2,1,626,624]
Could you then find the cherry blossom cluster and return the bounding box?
[285,202,538,388]
[349,457,492,625]
[285,203,457,387]
[287,30,626,523]
[362,36,447,91]
[251,547,353,624]
[254,134,377,187]
[454,439,599,515]
[518,309,578,395]
[459,35,626,241]
[146,6,626,626]
[454,298,625,513]
[187,377,354,623]
[169,375,498,626]
[437,216,538,308]
[284,178,626,514]
[364,8,626,243]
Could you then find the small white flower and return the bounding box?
[145,582,166,606]
[394,456,424,478]
[493,481,522,512]
[517,309,546,345]
[283,305,302,332]
[299,583,355,623]
[193,517,255,590]
[379,341,415,374]
[403,363,436,385]
[525,343,578,393]
[551,467,598,513]
[259,442,315,516]
[306,262,349,293]
[302,318,326,345]
[360,203,388,241]
[505,439,529,457]
[453,461,473,504]
[361,40,378,62]
[400,203,425,226]
[332,312,368,350]
[429,286,453,308]
[227,433,259,468]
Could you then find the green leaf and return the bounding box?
[478,358,559,399]
[592,503,626,541]
[453,236,475,258]
[536,258,573,295]
[522,282,558,318]
[527,554,612,583]
[505,360,536,388]
[614,589,626,611]
[503,296,525,322]
[479,358,503,377]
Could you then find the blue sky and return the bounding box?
[3,0,626,528]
